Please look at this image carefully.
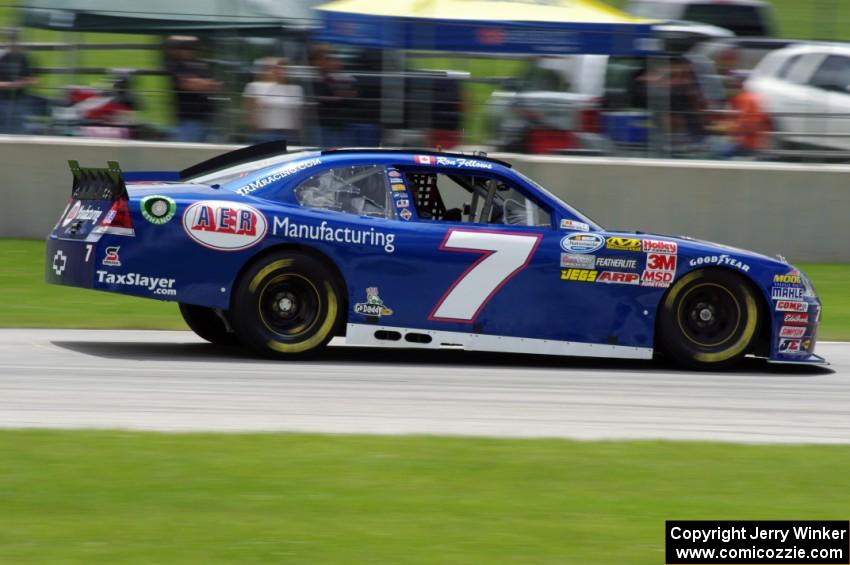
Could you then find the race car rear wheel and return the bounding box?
[657,269,761,369]
[178,303,238,346]
[231,251,341,358]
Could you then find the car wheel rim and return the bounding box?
[677,283,741,348]
[258,274,320,338]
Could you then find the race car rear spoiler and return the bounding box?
[68,160,128,201]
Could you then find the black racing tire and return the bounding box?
[657,269,761,370]
[230,251,341,358]
[178,303,238,346]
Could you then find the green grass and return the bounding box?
[0,429,848,563]
[1,239,848,339]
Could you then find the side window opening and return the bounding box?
[404,171,551,227]
[294,165,394,219]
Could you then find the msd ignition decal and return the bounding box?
[236,158,321,196]
[183,201,268,251]
[96,271,176,296]
[354,287,393,318]
[688,254,750,272]
[641,252,677,288]
[140,195,176,225]
[559,219,590,232]
[776,300,808,312]
[102,246,121,267]
[560,233,604,254]
[273,216,396,253]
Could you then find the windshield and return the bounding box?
[512,169,603,230]
[186,150,320,187]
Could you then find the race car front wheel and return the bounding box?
[178,303,238,346]
[231,251,341,358]
[657,269,761,369]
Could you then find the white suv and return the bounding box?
[746,43,850,152]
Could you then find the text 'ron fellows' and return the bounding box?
[670,525,848,544]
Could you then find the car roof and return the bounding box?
[320,148,512,168]
[765,42,850,58]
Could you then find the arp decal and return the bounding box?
[560,233,605,254]
[597,271,639,284]
[182,201,268,251]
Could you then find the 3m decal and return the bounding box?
[560,253,596,269]
[182,201,268,251]
[688,254,750,272]
[430,229,540,323]
[140,195,177,225]
[642,239,677,254]
[102,246,121,267]
[641,253,677,287]
[560,269,597,282]
[597,271,639,284]
[354,287,393,318]
[775,300,808,312]
[560,233,604,254]
[273,216,396,253]
[606,237,641,252]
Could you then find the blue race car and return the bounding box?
[46,142,825,368]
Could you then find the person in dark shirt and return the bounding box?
[164,36,221,143]
[311,44,357,148]
[0,28,36,134]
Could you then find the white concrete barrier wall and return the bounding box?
[1,136,848,262]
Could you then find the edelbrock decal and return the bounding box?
[273,216,396,254]
[560,233,604,254]
[236,158,322,196]
[182,201,268,251]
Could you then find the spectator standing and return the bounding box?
[0,28,35,134]
[243,57,304,145]
[164,37,221,143]
[311,45,357,147]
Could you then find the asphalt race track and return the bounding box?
[0,329,848,444]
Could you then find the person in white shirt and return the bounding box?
[243,57,304,145]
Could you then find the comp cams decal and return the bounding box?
[183,201,268,251]
[775,300,808,312]
[96,271,176,296]
[236,157,322,196]
[273,216,396,254]
[140,195,177,225]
